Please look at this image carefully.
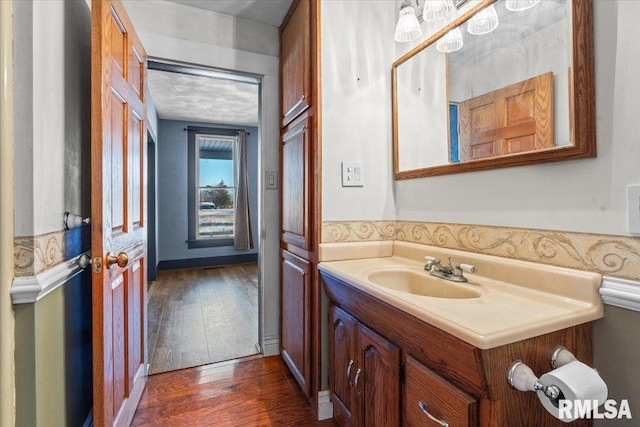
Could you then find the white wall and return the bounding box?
[122,0,282,355]
[321,0,398,221]
[13,0,92,237]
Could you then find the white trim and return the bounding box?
[82,409,93,427]
[263,334,280,357]
[600,276,640,313]
[10,251,89,304]
[317,389,334,421]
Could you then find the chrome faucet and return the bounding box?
[424,256,477,283]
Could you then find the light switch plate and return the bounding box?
[628,184,640,234]
[342,161,364,187]
[265,170,278,190]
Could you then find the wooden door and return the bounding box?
[459,72,554,160]
[91,1,148,425]
[281,117,311,250]
[280,0,311,126]
[357,324,400,427]
[330,306,358,427]
[281,250,311,397]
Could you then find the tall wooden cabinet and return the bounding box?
[279,0,319,407]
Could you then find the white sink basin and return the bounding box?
[318,241,604,349]
[366,268,482,299]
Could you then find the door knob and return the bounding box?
[106,252,129,268]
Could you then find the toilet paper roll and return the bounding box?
[536,361,608,423]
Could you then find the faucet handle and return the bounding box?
[456,263,477,273]
[424,256,438,262]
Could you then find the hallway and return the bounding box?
[132,356,336,426]
[148,264,259,374]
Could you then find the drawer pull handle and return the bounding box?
[354,368,362,396]
[346,360,354,387]
[418,401,449,427]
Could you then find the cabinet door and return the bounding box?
[357,324,401,427]
[281,0,311,126]
[281,118,310,250]
[330,306,358,426]
[281,250,311,397]
[404,355,477,427]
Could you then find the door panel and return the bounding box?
[92,1,148,425]
[280,250,311,397]
[330,306,357,426]
[281,118,310,250]
[357,324,400,427]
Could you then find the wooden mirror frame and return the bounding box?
[391,0,594,180]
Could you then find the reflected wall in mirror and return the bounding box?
[392,0,595,179]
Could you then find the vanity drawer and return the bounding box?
[404,355,477,427]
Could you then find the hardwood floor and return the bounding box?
[132,356,337,426]
[148,263,259,374]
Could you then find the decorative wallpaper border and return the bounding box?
[14,226,91,277]
[321,221,396,243]
[321,220,640,281]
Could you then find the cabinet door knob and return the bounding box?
[354,368,362,396]
[418,401,449,427]
[346,359,354,386]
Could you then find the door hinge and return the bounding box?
[92,257,103,274]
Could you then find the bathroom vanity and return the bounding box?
[319,242,603,426]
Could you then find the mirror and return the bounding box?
[392,0,594,179]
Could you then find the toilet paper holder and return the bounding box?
[507,345,578,399]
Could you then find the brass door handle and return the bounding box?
[106,252,129,268]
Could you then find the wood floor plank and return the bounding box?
[132,356,336,427]
[149,263,260,374]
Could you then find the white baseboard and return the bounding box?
[317,389,334,421]
[263,335,280,356]
[600,276,640,313]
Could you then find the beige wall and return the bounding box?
[0,0,15,425]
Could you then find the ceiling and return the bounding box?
[148,69,259,127]
[162,0,293,27]
[147,1,292,127]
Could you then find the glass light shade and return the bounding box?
[467,4,499,35]
[505,0,541,12]
[395,5,422,43]
[436,27,464,53]
[423,0,455,22]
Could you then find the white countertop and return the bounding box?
[319,242,603,349]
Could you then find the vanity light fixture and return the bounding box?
[505,0,541,12]
[467,4,499,35]
[423,0,455,22]
[395,0,423,43]
[436,27,464,53]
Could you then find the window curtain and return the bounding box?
[233,131,253,250]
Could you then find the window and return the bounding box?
[187,127,239,248]
[197,135,235,238]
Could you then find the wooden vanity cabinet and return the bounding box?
[323,271,594,427]
[330,306,401,427]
